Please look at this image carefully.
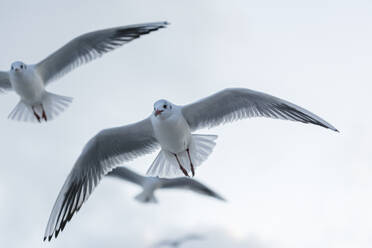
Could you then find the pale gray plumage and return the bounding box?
[107,166,226,202]
[44,118,158,241]
[0,71,11,92]
[44,87,337,241]
[36,22,169,84]
[0,22,168,122]
[182,88,338,132]
[108,166,144,186]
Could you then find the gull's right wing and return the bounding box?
[44,118,159,241]
[107,166,145,186]
[0,71,11,93]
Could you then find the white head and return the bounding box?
[10,61,27,73]
[153,99,174,119]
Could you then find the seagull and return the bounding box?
[107,166,225,203]
[153,234,204,248]
[0,22,168,122]
[44,87,338,241]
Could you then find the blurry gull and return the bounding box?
[0,22,168,122]
[153,234,204,248]
[107,166,225,203]
[44,87,338,240]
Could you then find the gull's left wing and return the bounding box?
[182,88,338,132]
[36,22,168,84]
[159,177,225,201]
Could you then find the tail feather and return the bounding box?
[134,191,158,204]
[147,134,218,178]
[8,101,37,122]
[8,92,72,122]
[42,92,73,121]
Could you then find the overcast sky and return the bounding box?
[0,0,371,247]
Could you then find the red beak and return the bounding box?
[155,109,163,116]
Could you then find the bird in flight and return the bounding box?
[152,234,204,247]
[44,87,338,241]
[0,22,168,122]
[107,166,225,203]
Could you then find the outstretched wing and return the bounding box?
[44,118,159,241]
[0,71,11,92]
[36,22,168,84]
[160,177,225,201]
[106,166,145,186]
[182,88,338,132]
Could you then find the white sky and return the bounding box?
[0,0,371,247]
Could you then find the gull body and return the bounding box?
[9,62,44,104]
[151,100,191,154]
[44,87,338,241]
[149,99,216,177]
[139,177,161,203]
[0,22,168,122]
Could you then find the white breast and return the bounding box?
[151,108,192,154]
[9,66,45,104]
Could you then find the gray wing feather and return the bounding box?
[44,118,159,241]
[182,88,338,132]
[106,167,145,186]
[36,22,168,84]
[160,177,225,201]
[0,71,11,92]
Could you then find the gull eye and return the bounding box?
[11,66,14,70]
[163,105,167,109]
[20,65,23,69]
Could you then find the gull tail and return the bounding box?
[8,91,72,122]
[134,191,158,204]
[8,100,35,122]
[40,92,73,121]
[146,134,218,178]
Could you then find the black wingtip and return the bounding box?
[328,126,339,132]
[216,194,227,202]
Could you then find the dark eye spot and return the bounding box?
[20,65,23,69]
[11,66,14,70]
[163,105,167,109]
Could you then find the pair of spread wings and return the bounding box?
[108,166,225,201]
[0,21,168,92]
[44,87,338,241]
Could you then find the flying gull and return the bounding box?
[152,234,204,247]
[44,87,338,240]
[0,22,168,122]
[107,166,225,203]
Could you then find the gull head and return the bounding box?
[153,99,173,119]
[10,61,27,73]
